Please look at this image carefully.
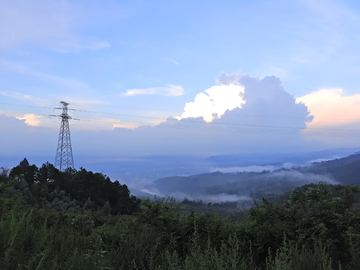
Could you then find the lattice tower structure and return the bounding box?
[55,101,74,171]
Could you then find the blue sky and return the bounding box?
[1,0,360,165]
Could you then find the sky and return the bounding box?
[1,0,360,167]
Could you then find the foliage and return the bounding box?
[2,184,360,269]
[5,159,141,215]
[2,160,360,269]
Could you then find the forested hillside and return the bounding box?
[301,152,360,185]
[145,152,360,205]
[0,158,141,215]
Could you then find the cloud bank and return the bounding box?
[0,74,324,161]
[73,74,318,156]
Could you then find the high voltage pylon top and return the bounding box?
[54,101,75,171]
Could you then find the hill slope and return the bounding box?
[145,152,360,201]
[301,152,360,185]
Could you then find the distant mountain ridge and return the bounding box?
[207,147,360,167]
[144,151,360,202]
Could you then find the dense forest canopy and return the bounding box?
[1,158,141,215]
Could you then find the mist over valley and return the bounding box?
[67,147,360,209]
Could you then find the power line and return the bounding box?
[58,113,360,135]
[3,104,360,137]
[2,102,360,121]
[56,115,360,137]
[0,103,54,110]
[4,109,360,136]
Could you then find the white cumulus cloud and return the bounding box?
[180,85,245,122]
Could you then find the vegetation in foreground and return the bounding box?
[1,160,360,269]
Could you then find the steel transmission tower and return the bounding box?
[54,101,74,171]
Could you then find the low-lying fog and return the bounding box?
[72,148,360,207]
[136,169,338,205]
[8,147,357,207]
